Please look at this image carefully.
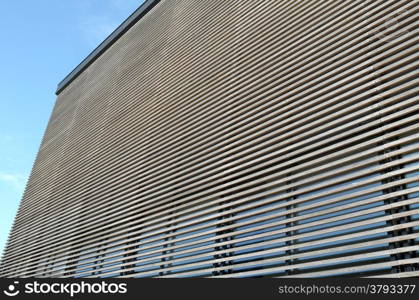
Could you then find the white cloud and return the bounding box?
[0,133,13,146]
[0,173,27,192]
[76,0,145,47]
[110,0,143,11]
[79,16,119,47]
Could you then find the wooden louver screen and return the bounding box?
[0,0,418,278]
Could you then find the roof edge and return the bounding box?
[56,0,161,95]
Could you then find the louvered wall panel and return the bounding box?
[1,0,418,278]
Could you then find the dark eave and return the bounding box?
[56,0,160,95]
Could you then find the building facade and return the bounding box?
[1,0,418,278]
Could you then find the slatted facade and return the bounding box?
[1,0,418,278]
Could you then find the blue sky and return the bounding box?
[0,0,145,256]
